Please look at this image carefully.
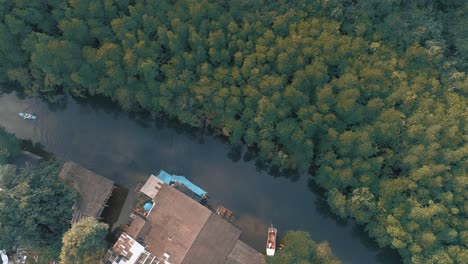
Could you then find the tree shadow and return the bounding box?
[20,139,54,160]
[350,223,401,264]
[4,85,304,184]
[40,93,68,112]
[308,177,401,263]
[154,115,209,144]
[376,247,401,264]
[0,82,69,112]
[71,93,211,144]
[225,145,301,182]
[101,185,129,230]
[0,82,24,97]
[73,94,123,117]
[227,144,243,162]
[307,178,348,227]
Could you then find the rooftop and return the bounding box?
[59,161,114,223]
[182,214,241,264]
[225,240,265,264]
[140,174,164,200]
[144,185,212,263]
[106,175,263,264]
[126,215,151,240]
[108,233,147,264]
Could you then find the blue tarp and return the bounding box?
[156,170,207,197]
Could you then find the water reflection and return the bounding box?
[237,215,270,249]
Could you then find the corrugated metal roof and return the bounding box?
[225,240,265,264]
[140,175,164,199]
[143,185,211,264]
[59,161,114,223]
[126,216,150,240]
[182,214,241,264]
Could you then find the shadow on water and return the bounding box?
[308,178,401,263]
[20,139,54,160]
[0,82,26,98]
[40,93,68,112]
[73,94,122,116]
[227,144,243,162]
[67,92,304,183]
[72,93,210,144]
[72,93,305,182]
[308,178,348,227]
[350,223,401,264]
[101,185,129,229]
[1,81,70,112]
[226,143,302,181]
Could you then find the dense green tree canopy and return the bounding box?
[59,217,108,264]
[267,231,341,264]
[0,127,20,164]
[0,161,77,253]
[0,0,466,263]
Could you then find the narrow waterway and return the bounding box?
[0,89,400,263]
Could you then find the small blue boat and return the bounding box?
[18,112,37,120]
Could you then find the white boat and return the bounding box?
[18,112,36,120]
[1,250,8,264]
[266,225,277,256]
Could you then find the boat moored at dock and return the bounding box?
[266,225,277,256]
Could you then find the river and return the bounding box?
[0,88,400,263]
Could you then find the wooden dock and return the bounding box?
[216,206,234,221]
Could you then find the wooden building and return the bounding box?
[59,161,114,224]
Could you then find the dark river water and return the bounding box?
[0,89,400,263]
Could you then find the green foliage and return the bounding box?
[0,127,20,164]
[0,161,77,253]
[266,231,341,264]
[59,217,108,264]
[0,0,467,262]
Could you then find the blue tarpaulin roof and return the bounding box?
[156,170,207,197]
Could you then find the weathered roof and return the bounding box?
[182,214,241,264]
[143,185,211,264]
[122,179,263,264]
[140,174,164,199]
[59,161,114,222]
[111,232,145,263]
[127,216,149,239]
[225,240,265,264]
